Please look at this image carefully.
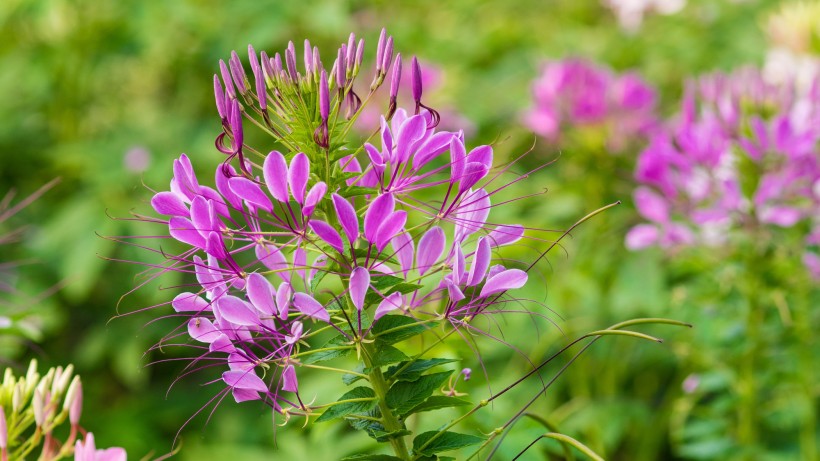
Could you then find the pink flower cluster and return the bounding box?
[627,68,820,263]
[524,58,658,152]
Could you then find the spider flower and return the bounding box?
[627,68,820,252]
[524,58,659,152]
[133,29,545,423]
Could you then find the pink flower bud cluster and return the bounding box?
[627,68,820,266]
[524,58,659,152]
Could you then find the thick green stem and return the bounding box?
[362,343,411,460]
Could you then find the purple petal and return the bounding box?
[288,153,310,204]
[173,292,211,312]
[151,192,188,217]
[759,206,801,227]
[391,232,415,277]
[413,132,454,170]
[282,364,299,393]
[450,136,466,185]
[246,273,276,316]
[625,224,659,250]
[228,177,273,213]
[634,187,669,223]
[205,232,228,259]
[169,217,207,249]
[365,143,384,167]
[467,145,493,168]
[319,70,329,120]
[231,388,261,403]
[332,193,360,243]
[263,151,290,203]
[214,74,226,119]
[215,165,243,210]
[255,243,290,282]
[374,292,403,320]
[364,193,395,243]
[488,225,524,247]
[479,269,528,298]
[222,370,267,392]
[217,296,260,326]
[374,210,407,252]
[190,196,215,237]
[173,155,199,201]
[187,317,220,343]
[308,220,345,253]
[451,244,466,285]
[455,189,490,242]
[303,181,327,216]
[286,320,303,344]
[458,162,488,193]
[292,293,330,322]
[466,237,491,287]
[349,267,370,311]
[446,279,465,302]
[416,226,446,276]
[276,282,293,320]
[395,114,427,164]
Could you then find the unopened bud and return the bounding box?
[319,70,330,121]
[54,364,73,396]
[65,377,83,425]
[286,41,298,83]
[214,74,226,119]
[303,39,313,77]
[33,388,45,427]
[229,51,247,94]
[11,383,22,412]
[354,38,364,73]
[411,56,423,103]
[375,28,387,73]
[0,406,7,449]
[219,59,236,99]
[381,37,394,75]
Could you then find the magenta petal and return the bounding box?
[466,237,491,287]
[216,164,243,210]
[450,136,466,184]
[413,132,455,170]
[467,145,493,168]
[282,364,299,392]
[374,210,407,252]
[634,187,669,223]
[458,162,488,193]
[255,243,290,282]
[205,232,228,259]
[228,177,273,213]
[308,220,345,253]
[173,155,199,200]
[303,181,327,216]
[446,279,465,302]
[292,293,330,322]
[349,267,370,311]
[364,193,395,243]
[222,370,268,392]
[263,150,290,202]
[488,224,524,247]
[173,292,211,312]
[288,153,310,204]
[452,244,466,285]
[332,193,360,243]
[276,282,293,320]
[232,388,261,403]
[365,143,384,166]
[217,296,260,326]
[187,317,220,343]
[190,196,215,237]
[374,292,403,320]
[416,226,446,276]
[479,269,527,298]
[760,206,801,227]
[455,188,490,242]
[625,224,660,250]
[391,232,415,277]
[246,273,276,316]
[169,217,207,249]
[395,114,427,164]
[151,191,189,217]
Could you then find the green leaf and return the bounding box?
[402,396,471,417]
[342,365,366,385]
[372,429,413,442]
[338,185,376,197]
[315,386,377,423]
[372,315,434,345]
[385,359,457,382]
[412,431,485,456]
[302,336,352,364]
[370,345,410,368]
[340,455,403,461]
[386,371,453,415]
[364,276,423,304]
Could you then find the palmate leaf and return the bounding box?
[412,431,485,456]
[315,386,377,422]
[372,315,433,345]
[385,358,457,382]
[386,371,452,415]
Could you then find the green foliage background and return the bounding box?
[1,0,816,460]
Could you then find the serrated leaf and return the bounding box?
[372,429,413,442]
[385,359,457,382]
[315,386,377,422]
[370,345,411,367]
[402,396,471,417]
[412,431,485,456]
[338,185,376,197]
[342,364,366,385]
[386,371,453,415]
[372,315,433,345]
[340,455,403,461]
[302,336,353,364]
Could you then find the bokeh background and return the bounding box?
[2,0,818,460]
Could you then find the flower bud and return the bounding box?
[229,51,247,94]
[11,383,22,413]
[303,39,313,77]
[319,70,330,121]
[0,406,7,449]
[64,376,83,425]
[219,59,236,99]
[335,47,347,90]
[375,28,387,73]
[411,56,423,103]
[286,41,298,83]
[381,36,394,75]
[214,74,226,119]
[54,364,73,396]
[390,54,402,102]
[354,38,364,73]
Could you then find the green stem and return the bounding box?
[738,246,763,459]
[361,342,411,460]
